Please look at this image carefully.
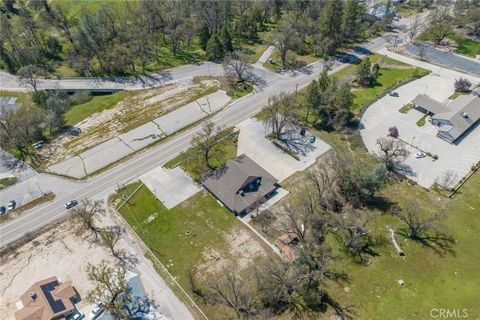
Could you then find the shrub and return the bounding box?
[31,90,48,107]
[433,155,439,160]
[69,91,92,106]
[454,78,472,92]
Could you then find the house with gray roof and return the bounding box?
[202,154,278,216]
[412,94,480,143]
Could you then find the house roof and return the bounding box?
[412,94,450,114]
[202,154,278,213]
[15,277,78,320]
[433,95,480,141]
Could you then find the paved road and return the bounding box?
[0,27,400,247]
[404,42,480,76]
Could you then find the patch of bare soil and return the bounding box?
[42,79,221,166]
[0,221,117,320]
[196,227,268,279]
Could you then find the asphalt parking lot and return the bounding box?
[236,118,331,182]
[361,51,480,188]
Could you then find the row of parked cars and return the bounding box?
[68,306,103,320]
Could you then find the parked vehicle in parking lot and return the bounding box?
[69,310,84,320]
[389,91,399,97]
[7,200,16,211]
[65,200,78,209]
[0,206,6,215]
[415,152,426,159]
[89,306,103,319]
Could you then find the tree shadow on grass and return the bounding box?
[399,229,456,256]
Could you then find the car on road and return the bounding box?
[0,206,6,215]
[89,306,103,319]
[389,91,399,97]
[7,200,16,211]
[65,200,78,209]
[415,152,426,159]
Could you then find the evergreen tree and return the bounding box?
[199,23,211,51]
[356,58,372,87]
[305,80,321,122]
[318,0,344,52]
[220,25,234,53]
[342,0,360,43]
[206,32,224,61]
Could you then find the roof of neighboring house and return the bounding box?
[202,154,278,213]
[366,3,396,19]
[15,276,78,320]
[0,96,21,117]
[412,94,450,114]
[433,95,480,141]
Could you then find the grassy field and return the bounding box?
[64,91,129,126]
[264,48,319,72]
[115,182,273,318]
[417,31,480,58]
[164,129,238,181]
[328,172,480,319]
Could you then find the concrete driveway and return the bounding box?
[361,50,480,188]
[236,118,331,182]
[140,167,201,209]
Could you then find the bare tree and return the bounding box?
[206,266,256,319]
[17,65,46,92]
[222,51,252,82]
[397,203,454,253]
[190,121,226,170]
[0,105,45,166]
[271,21,298,70]
[254,209,276,235]
[100,226,121,258]
[86,262,154,319]
[426,8,453,45]
[408,15,422,41]
[376,137,410,172]
[71,200,105,241]
[438,170,458,191]
[262,92,298,138]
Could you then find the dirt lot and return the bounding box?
[42,79,221,166]
[0,221,116,319]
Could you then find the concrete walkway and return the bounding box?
[47,91,230,179]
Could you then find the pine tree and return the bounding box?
[356,58,372,87]
[199,23,211,51]
[305,80,321,122]
[342,0,360,43]
[318,0,344,52]
[206,32,224,61]
[220,25,234,53]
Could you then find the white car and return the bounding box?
[70,311,84,320]
[415,152,426,159]
[89,307,103,319]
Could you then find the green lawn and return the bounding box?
[164,129,238,181]
[0,176,17,190]
[399,102,413,113]
[50,0,131,18]
[328,173,480,319]
[115,182,271,318]
[264,48,319,72]
[64,91,129,126]
[331,54,430,113]
[416,114,427,127]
